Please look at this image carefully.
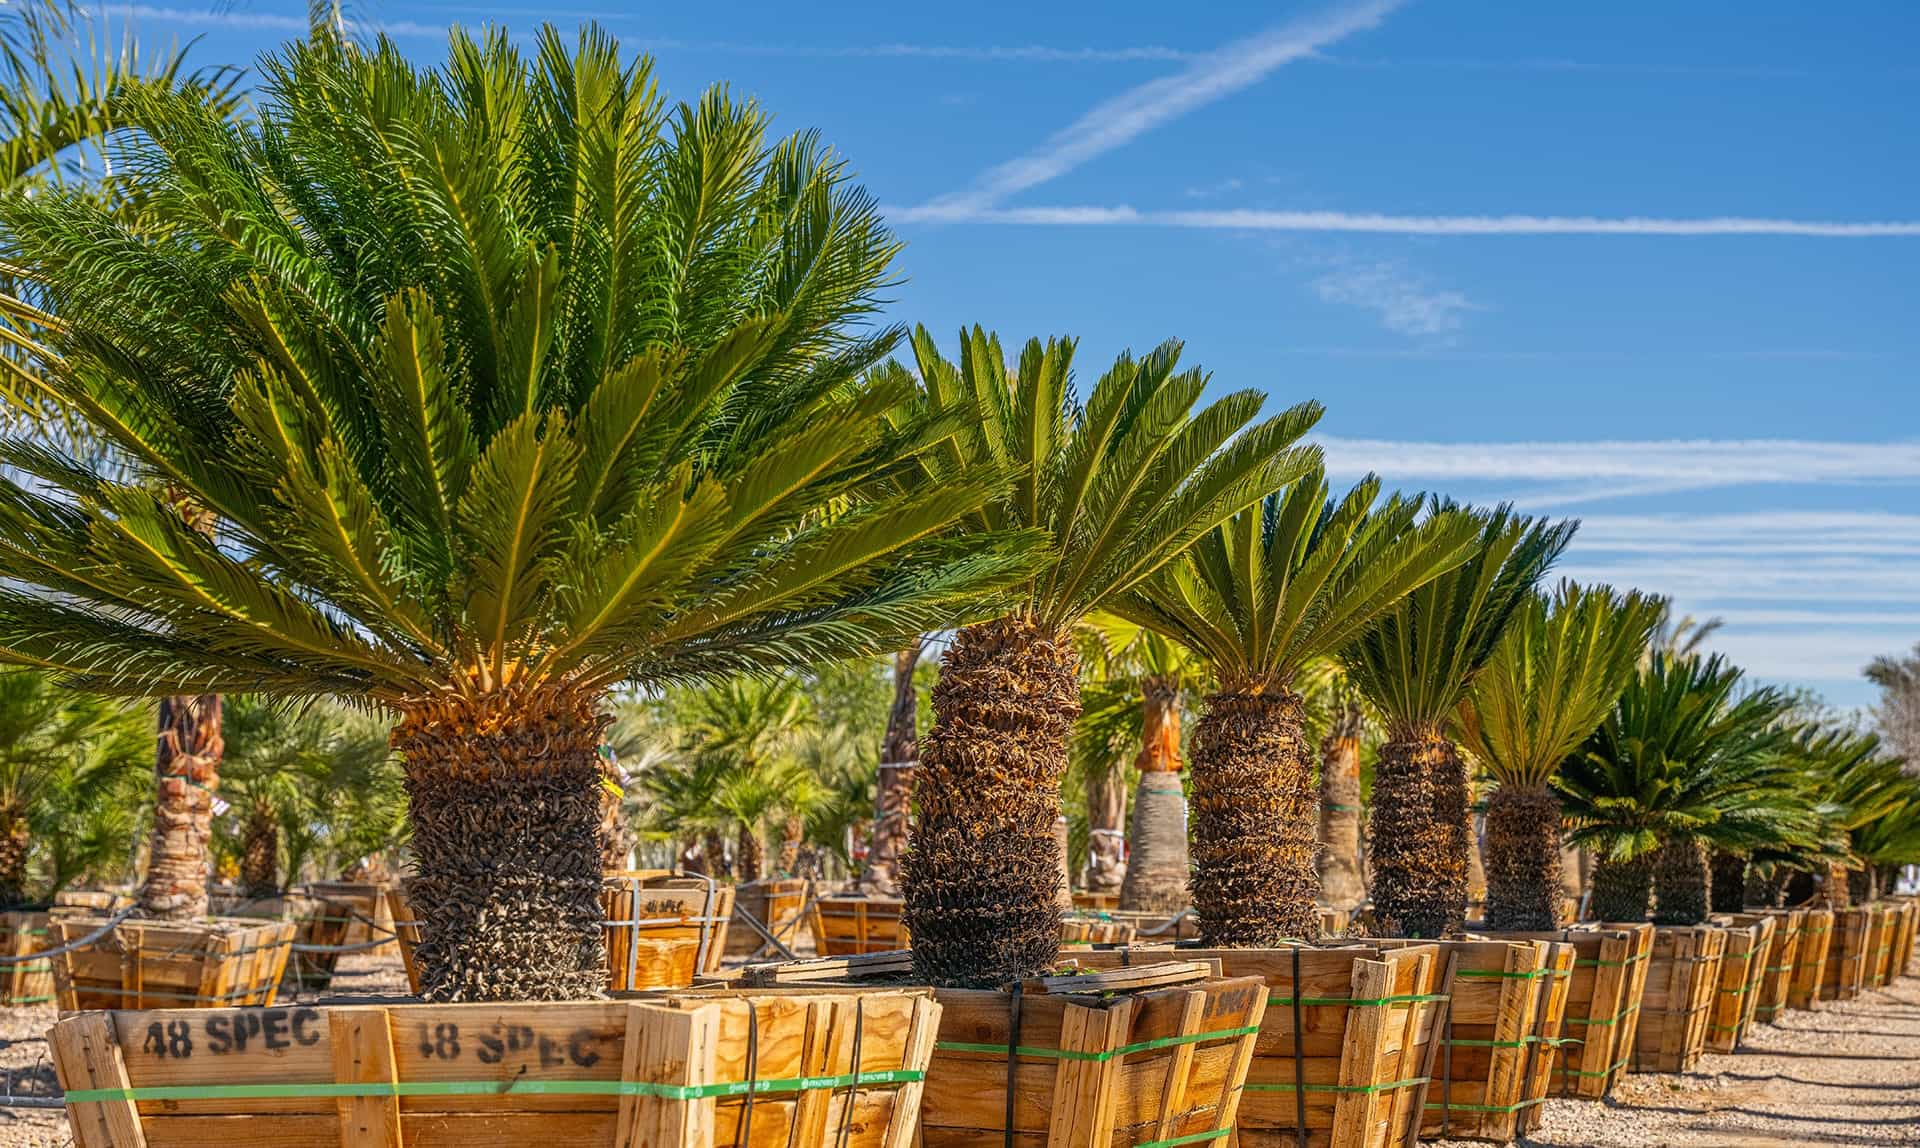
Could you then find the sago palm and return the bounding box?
[1341,507,1574,938]
[1119,471,1480,943]
[1456,582,1664,930]
[0,29,1030,1000]
[1559,653,1807,924]
[886,325,1320,986]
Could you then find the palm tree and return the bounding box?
[1559,654,1808,924]
[865,639,927,893]
[886,326,1319,986]
[0,670,148,906]
[1341,507,1574,938]
[1119,472,1478,943]
[1315,669,1372,911]
[1456,582,1664,930]
[0,28,1032,1000]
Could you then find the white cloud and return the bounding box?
[889,203,1920,237]
[913,0,1401,214]
[1311,260,1477,336]
[106,4,445,38]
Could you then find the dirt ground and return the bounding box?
[3,957,1917,1147]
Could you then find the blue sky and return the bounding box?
[108,1,1919,707]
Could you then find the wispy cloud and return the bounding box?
[1312,259,1477,336]
[889,203,1920,236]
[914,0,1400,215]
[1317,437,1920,504]
[106,4,446,38]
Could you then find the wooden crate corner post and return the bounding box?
[617,1000,720,1148]
[330,1008,402,1148]
[52,1012,147,1148]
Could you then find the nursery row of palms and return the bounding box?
[0,21,1912,1001]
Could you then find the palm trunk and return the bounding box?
[239,800,279,899]
[1744,865,1784,909]
[1119,771,1189,912]
[902,616,1077,988]
[1317,702,1366,911]
[1590,853,1655,922]
[1482,783,1564,931]
[1823,862,1851,909]
[1189,686,1319,945]
[736,823,764,883]
[1371,733,1467,938]
[394,689,609,1002]
[140,694,223,920]
[1846,866,1873,904]
[1651,836,1711,926]
[866,643,924,894]
[1084,766,1127,895]
[1709,849,1748,914]
[778,814,803,876]
[0,797,29,909]
[598,756,632,870]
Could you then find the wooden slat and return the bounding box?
[331,1008,403,1148]
[616,1002,716,1148]
[52,1012,148,1148]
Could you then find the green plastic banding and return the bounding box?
[64,1068,925,1105]
[1265,992,1447,1008]
[935,1024,1259,1064]
[1244,1075,1428,1095]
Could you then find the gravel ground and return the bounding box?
[2,958,1915,1147]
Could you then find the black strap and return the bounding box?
[1291,946,1307,1148]
[738,1003,759,1148]
[1004,981,1025,1148]
[1441,997,1454,1136]
[836,998,864,1148]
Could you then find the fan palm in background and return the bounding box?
[881,325,1318,986]
[1457,581,1665,930]
[0,27,1035,1000]
[1559,653,1811,924]
[1341,507,1573,937]
[1118,471,1479,943]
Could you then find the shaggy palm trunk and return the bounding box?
[1085,767,1127,895]
[778,815,803,876]
[1823,862,1851,909]
[1651,836,1711,925]
[865,644,923,894]
[1189,686,1318,945]
[736,824,765,883]
[1710,850,1748,914]
[1371,733,1468,938]
[1482,783,1564,931]
[598,755,632,869]
[902,616,1077,987]
[1744,865,1784,909]
[1590,853,1655,922]
[1120,771,1189,912]
[394,689,609,1002]
[1316,703,1366,911]
[0,797,29,909]
[1846,866,1873,904]
[239,800,279,899]
[140,694,223,920]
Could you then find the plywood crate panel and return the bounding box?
[1470,925,1652,1102]
[1787,907,1834,1011]
[51,988,940,1148]
[726,878,809,958]
[1707,917,1774,1053]
[49,917,292,1013]
[0,910,54,1006]
[810,897,907,957]
[1633,925,1725,1073]
[301,882,396,958]
[1820,908,1872,1002]
[1745,909,1805,1025]
[1072,943,1444,1148]
[1060,916,1138,947]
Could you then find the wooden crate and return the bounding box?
[1786,907,1834,1011]
[810,896,907,957]
[920,965,1265,1147]
[1072,943,1445,1148]
[51,988,940,1148]
[1633,926,1725,1073]
[1071,891,1119,912]
[49,917,293,1013]
[221,894,356,997]
[1819,907,1872,1002]
[301,881,396,958]
[1059,916,1138,947]
[603,875,733,978]
[1869,903,1900,986]
[725,878,809,958]
[1471,925,1653,1102]
[1706,916,1773,1053]
[1745,909,1806,1024]
[386,885,423,997]
[1891,900,1918,980]
[1372,939,1574,1144]
[0,910,55,1006]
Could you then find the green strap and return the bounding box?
[1717,984,1750,997]
[1266,992,1447,1008]
[1454,967,1563,980]
[65,1068,925,1105]
[1554,1055,1631,1080]
[935,1024,1259,1064]
[1424,1096,1548,1114]
[1562,1002,1640,1027]
[1574,953,1648,968]
[1136,1129,1231,1148]
[1445,1035,1583,1049]
[1245,1075,1428,1096]
[4,993,53,1004]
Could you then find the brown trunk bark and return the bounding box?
[1822,862,1851,909]
[778,815,803,876]
[239,799,279,899]
[1085,766,1127,895]
[1590,853,1654,922]
[1651,836,1711,926]
[1120,772,1189,912]
[395,688,610,1001]
[1371,734,1467,938]
[1482,783,1564,931]
[1846,866,1873,904]
[1744,865,1785,909]
[865,642,925,894]
[0,798,28,909]
[736,823,764,883]
[902,616,1077,987]
[1316,701,1366,911]
[1189,686,1320,945]
[1710,849,1749,913]
[598,754,632,869]
[140,694,222,920]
